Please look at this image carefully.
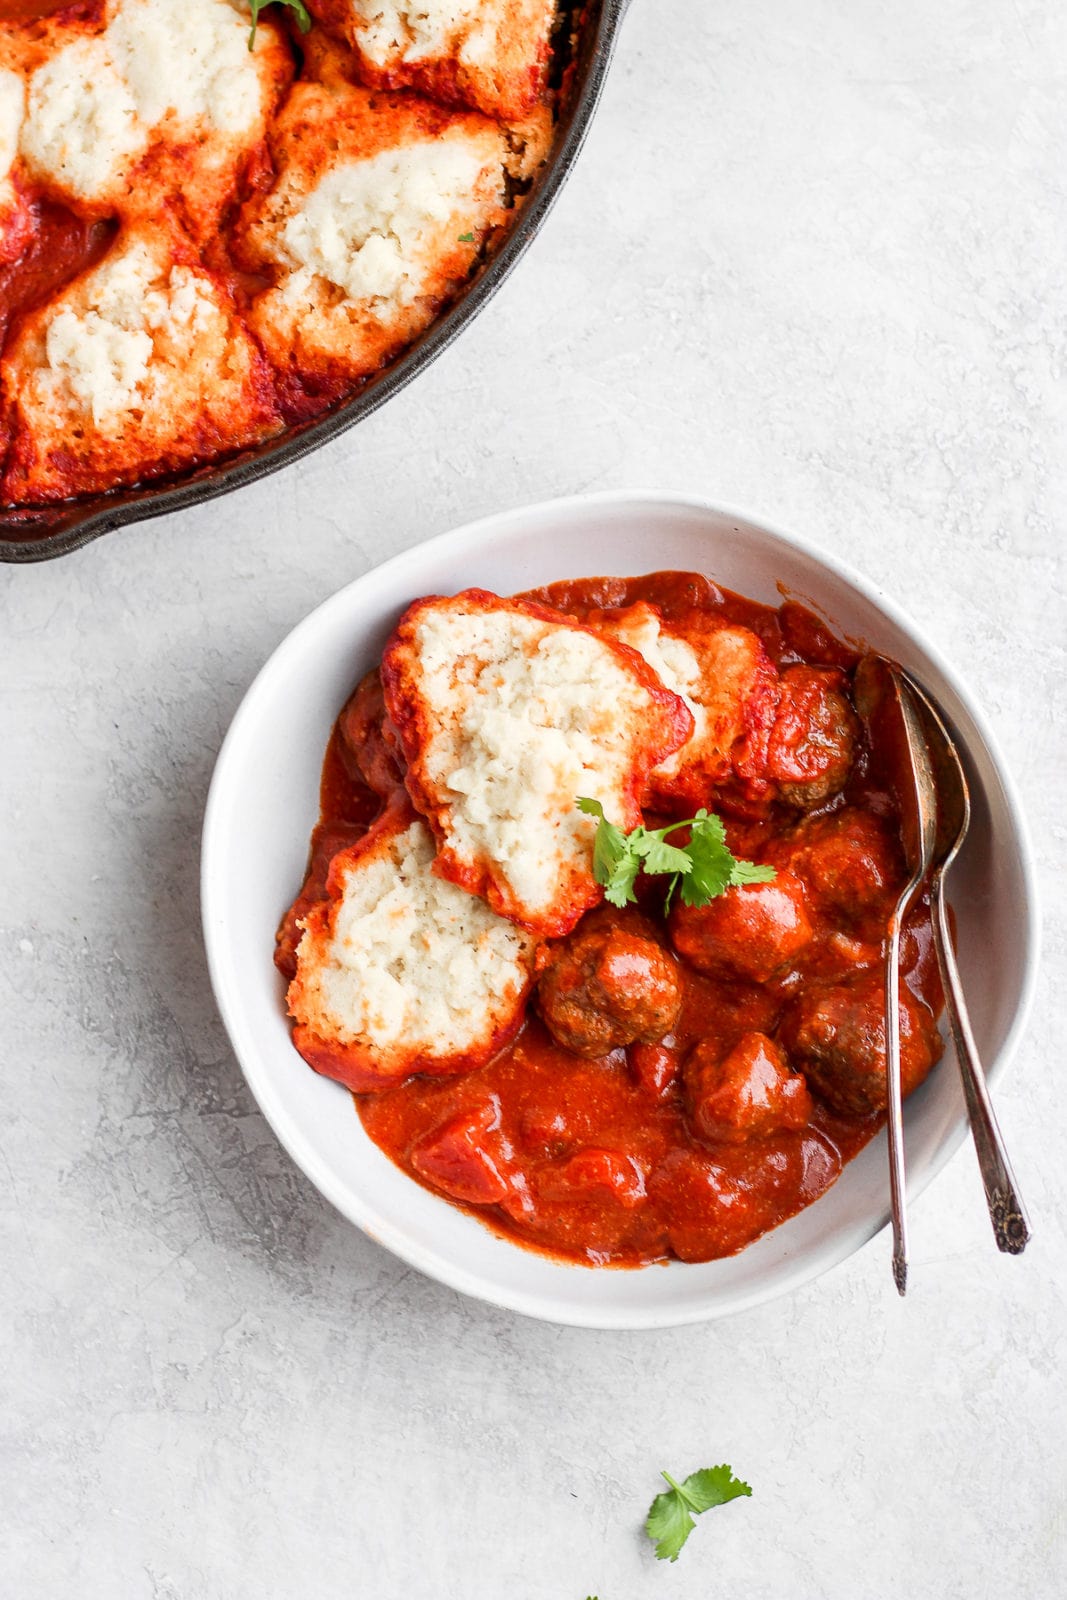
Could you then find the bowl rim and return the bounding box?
[201,488,1041,1327]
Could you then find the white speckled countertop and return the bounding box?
[3,2,1066,1595]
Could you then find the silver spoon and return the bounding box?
[898,671,1031,1256]
[883,669,941,1295]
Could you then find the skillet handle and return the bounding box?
[932,879,1032,1253]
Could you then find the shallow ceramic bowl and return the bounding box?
[201,492,1038,1327]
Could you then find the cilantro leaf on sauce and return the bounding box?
[248,0,311,50]
[645,1465,752,1562]
[679,810,773,904]
[634,834,692,877]
[577,799,775,912]
[578,796,628,887]
[728,856,779,887]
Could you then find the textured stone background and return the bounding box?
[3,2,1065,1595]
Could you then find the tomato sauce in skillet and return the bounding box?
[276,573,944,1266]
[0,205,116,349]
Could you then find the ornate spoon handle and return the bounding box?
[932,879,1031,1254]
[884,932,910,1295]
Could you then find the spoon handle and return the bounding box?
[932,879,1031,1254]
[884,928,910,1295]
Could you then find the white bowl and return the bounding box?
[201,492,1038,1327]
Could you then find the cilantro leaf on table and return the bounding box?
[680,1464,754,1512]
[645,1479,695,1564]
[248,0,311,50]
[645,1465,752,1562]
[577,799,774,912]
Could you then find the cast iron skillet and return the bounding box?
[0,0,631,563]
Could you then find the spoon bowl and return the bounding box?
[900,672,1031,1255]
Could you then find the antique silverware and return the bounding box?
[899,672,1031,1256]
[883,669,941,1295]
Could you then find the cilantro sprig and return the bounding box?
[645,1464,752,1562]
[577,798,775,912]
[248,0,311,50]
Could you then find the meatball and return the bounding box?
[648,1147,758,1260]
[338,669,405,799]
[648,1137,840,1261]
[537,910,683,1058]
[670,870,813,984]
[686,1032,813,1144]
[779,968,942,1116]
[765,807,905,928]
[764,666,858,808]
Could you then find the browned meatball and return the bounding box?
[338,669,406,799]
[687,1032,813,1144]
[764,665,858,808]
[648,1135,841,1261]
[779,968,942,1116]
[670,870,813,984]
[765,807,905,928]
[537,910,683,1058]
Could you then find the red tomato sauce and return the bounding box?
[1,2,89,20]
[277,573,944,1267]
[0,202,116,349]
